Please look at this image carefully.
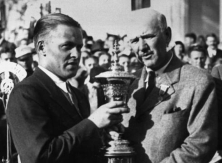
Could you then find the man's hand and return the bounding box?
[88,101,128,128]
[106,124,125,140]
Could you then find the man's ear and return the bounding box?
[165,27,172,46]
[37,40,46,56]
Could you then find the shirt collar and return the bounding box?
[146,51,173,76]
[207,47,217,57]
[38,66,68,93]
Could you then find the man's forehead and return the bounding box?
[49,24,83,41]
[129,9,162,38]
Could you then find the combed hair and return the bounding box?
[206,33,219,43]
[188,44,207,58]
[33,13,81,50]
[185,33,197,42]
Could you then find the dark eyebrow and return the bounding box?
[140,33,156,39]
[130,37,139,43]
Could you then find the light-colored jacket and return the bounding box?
[122,55,218,163]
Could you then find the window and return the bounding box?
[131,0,150,11]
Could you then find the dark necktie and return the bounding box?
[145,71,156,98]
[66,82,83,118]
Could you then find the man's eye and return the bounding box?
[62,44,72,50]
[76,45,83,51]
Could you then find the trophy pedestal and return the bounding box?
[104,139,135,163]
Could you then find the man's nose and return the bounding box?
[138,38,149,52]
[70,47,80,58]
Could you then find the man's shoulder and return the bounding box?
[180,64,213,85]
[10,71,45,97]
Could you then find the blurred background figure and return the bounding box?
[184,32,197,53]
[82,66,106,114]
[188,45,206,69]
[15,45,34,77]
[173,41,185,61]
[91,39,105,57]
[204,57,213,72]
[0,47,15,63]
[129,53,143,74]
[0,25,16,57]
[79,50,90,69]
[118,54,130,72]
[84,56,98,74]
[206,33,222,65]
[214,58,222,67]
[197,35,207,48]
[83,56,99,84]
[104,33,119,54]
[98,52,111,71]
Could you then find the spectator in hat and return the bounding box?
[15,45,34,77]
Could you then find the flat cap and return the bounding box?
[15,45,33,59]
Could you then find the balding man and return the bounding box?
[122,9,218,163]
[6,13,128,163]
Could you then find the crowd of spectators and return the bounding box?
[0,15,222,161]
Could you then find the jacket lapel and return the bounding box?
[33,68,84,120]
[135,54,184,117]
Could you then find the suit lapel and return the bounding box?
[33,68,84,120]
[135,54,184,117]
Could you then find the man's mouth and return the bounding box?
[141,51,154,59]
[67,59,78,65]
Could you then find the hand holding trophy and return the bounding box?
[95,41,136,163]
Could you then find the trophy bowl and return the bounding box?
[95,70,135,111]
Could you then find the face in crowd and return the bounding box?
[189,50,206,69]
[0,52,14,63]
[99,53,111,70]
[84,56,98,74]
[119,55,130,72]
[130,10,171,70]
[206,36,218,49]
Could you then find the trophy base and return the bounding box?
[104,139,135,163]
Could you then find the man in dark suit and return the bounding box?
[206,33,222,65]
[122,8,218,163]
[6,13,128,163]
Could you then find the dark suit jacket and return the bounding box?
[6,68,102,163]
[122,55,218,163]
[211,65,222,150]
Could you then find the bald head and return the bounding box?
[142,9,167,33]
[130,8,172,70]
